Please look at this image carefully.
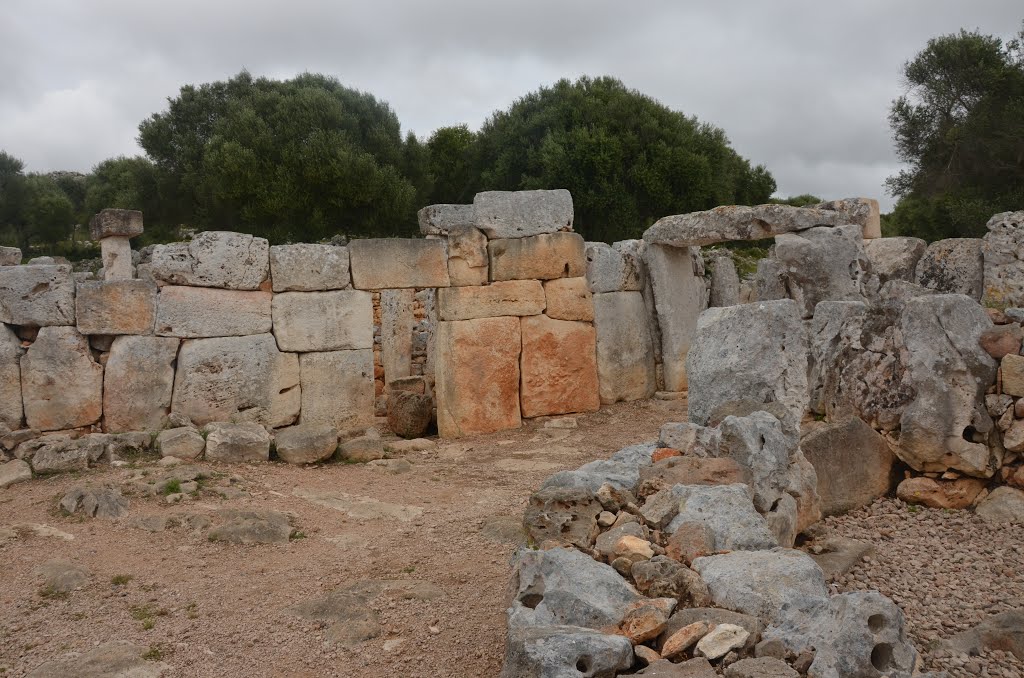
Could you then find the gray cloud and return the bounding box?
[2,0,1020,211]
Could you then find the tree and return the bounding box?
[426,125,477,204]
[886,26,1024,240]
[0,151,75,252]
[138,71,420,241]
[469,76,775,242]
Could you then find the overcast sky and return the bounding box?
[2,1,1021,211]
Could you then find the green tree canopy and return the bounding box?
[0,151,75,253]
[138,71,421,241]
[886,26,1024,240]
[426,124,477,204]
[469,76,776,242]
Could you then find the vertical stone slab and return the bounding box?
[21,327,104,431]
[592,292,656,405]
[435,316,522,437]
[519,315,600,418]
[103,336,180,432]
[708,255,740,308]
[0,324,24,429]
[381,289,414,384]
[299,349,374,432]
[644,244,707,391]
[101,236,134,280]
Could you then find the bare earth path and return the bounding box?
[0,398,686,678]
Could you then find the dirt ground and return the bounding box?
[0,398,687,677]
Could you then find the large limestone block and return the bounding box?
[0,246,23,266]
[687,299,808,427]
[0,264,76,326]
[585,241,643,293]
[298,349,373,431]
[21,327,103,431]
[437,280,545,321]
[916,238,984,301]
[801,417,895,516]
[520,315,600,418]
[435,316,522,437]
[774,225,872,318]
[865,237,927,285]
[593,292,656,404]
[472,189,574,239]
[447,226,489,286]
[156,286,271,338]
[103,336,180,433]
[812,197,882,239]
[708,255,740,308]
[171,334,300,427]
[89,208,143,240]
[349,238,450,289]
[643,204,847,248]
[0,324,23,428]
[897,294,998,477]
[75,280,157,335]
[983,211,1024,308]
[489,232,586,282]
[381,288,414,382]
[269,243,350,292]
[417,203,475,236]
[150,232,270,290]
[645,244,708,391]
[205,422,271,463]
[100,236,134,280]
[543,277,593,321]
[271,289,372,352]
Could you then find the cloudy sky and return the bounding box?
[2,1,1021,211]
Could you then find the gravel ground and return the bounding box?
[818,497,1024,678]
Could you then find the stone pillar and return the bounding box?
[644,243,707,392]
[90,209,143,281]
[381,288,415,384]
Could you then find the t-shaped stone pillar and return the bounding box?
[89,209,142,281]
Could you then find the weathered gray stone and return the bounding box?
[0,264,76,326]
[801,417,895,516]
[812,197,882,239]
[0,246,22,266]
[975,486,1024,524]
[100,236,133,280]
[0,324,23,429]
[386,390,432,439]
[916,238,984,300]
[274,424,338,464]
[983,211,1024,308]
[25,437,90,474]
[897,294,998,477]
[271,289,372,352]
[269,243,350,292]
[708,255,741,308]
[27,640,169,678]
[447,225,489,286]
[171,334,300,427]
[943,609,1024,660]
[865,237,927,285]
[156,427,205,460]
[417,203,475,236]
[337,435,385,462]
[592,291,657,404]
[89,208,143,240]
[645,244,707,391]
[643,204,847,248]
[687,300,808,427]
[59,486,129,518]
[0,459,31,488]
[696,624,750,660]
[500,625,633,678]
[75,280,157,335]
[488,232,586,281]
[437,280,545,320]
[21,327,103,431]
[473,189,573,239]
[103,336,179,433]
[541,458,643,495]
[349,238,450,289]
[585,241,642,293]
[299,349,374,431]
[205,422,271,463]
[155,285,271,338]
[208,508,293,543]
[659,608,762,655]
[524,486,602,549]
[151,232,269,290]
[638,658,716,677]
[665,484,779,551]
[753,258,789,302]
[724,657,798,678]
[774,225,871,317]
[381,288,414,382]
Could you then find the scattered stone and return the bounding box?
[338,435,386,463]
[666,484,779,552]
[661,620,709,659]
[208,509,294,544]
[501,625,633,678]
[59,486,129,518]
[34,558,90,594]
[384,438,435,454]
[975,486,1024,524]
[896,476,986,509]
[806,537,875,580]
[980,323,1023,359]
[696,623,750,660]
[0,459,32,488]
[387,390,432,439]
[524,486,602,549]
[944,610,1024,660]
[620,597,677,644]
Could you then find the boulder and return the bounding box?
[864,237,927,284]
[983,211,1024,308]
[156,427,206,460]
[204,422,271,463]
[979,323,1022,359]
[437,280,545,320]
[519,315,600,418]
[524,486,602,549]
[59,486,129,519]
[543,277,593,321]
[708,255,740,308]
[975,486,1024,524]
[812,197,882,239]
[658,608,762,655]
[349,238,450,289]
[897,294,998,476]
[89,208,143,240]
[585,241,643,293]
[171,334,300,427]
[274,424,338,464]
[100,236,133,280]
[150,231,270,290]
[665,484,779,552]
[620,598,677,644]
[380,288,414,382]
[488,232,586,281]
[0,458,32,488]
[103,336,180,433]
[643,204,847,248]
[696,624,749,660]
[800,417,895,516]
[0,324,23,429]
[592,291,657,404]
[0,264,76,326]
[896,476,986,509]
[943,609,1024,661]
[435,317,522,437]
[271,289,373,351]
[0,246,22,266]
[418,203,475,235]
[645,244,707,391]
[298,349,374,431]
[915,238,984,300]
[686,300,808,427]
[337,435,385,462]
[500,625,633,678]
[269,243,350,292]
[773,224,871,318]
[473,189,574,239]
[386,390,432,439]
[21,327,103,431]
[75,280,157,335]
[1003,354,1024,397]
[446,225,489,286]
[155,286,272,338]
[24,436,91,474]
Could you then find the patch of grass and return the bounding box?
[162,479,181,495]
[185,602,199,619]
[402,566,416,574]
[289,530,307,540]
[111,574,133,586]
[130,603,169,630]
[907,504,921,514]
[38,585,68,600]
[142,644,170,661]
